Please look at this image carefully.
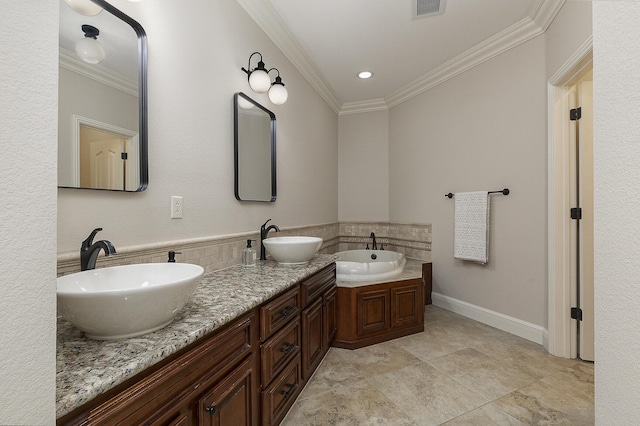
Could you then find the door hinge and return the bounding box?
[121,152,128,160]
[571,307,583,321]
[570,207,582,220]
[570,107,582,121]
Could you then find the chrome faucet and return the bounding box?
[370,232,378,250]
[260,219,280,260]
[80,228,116,271]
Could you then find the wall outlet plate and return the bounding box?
[171,196,183,219]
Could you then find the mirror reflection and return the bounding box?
[58,0,148,191]
[234,93,277,202]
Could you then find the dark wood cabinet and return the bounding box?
[300,264,337,381]
[197,355,259,426]
[334,277,424,350]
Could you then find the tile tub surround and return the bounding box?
[56,221,431,276]
[56,254,336,418]
[338,222,432,262]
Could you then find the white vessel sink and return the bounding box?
[57,263,204,340]
[262,236,323,265]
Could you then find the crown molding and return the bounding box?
[237,0,566,115]
[235,0,343,114]
[59,48,138,97]
[339,99,388,116]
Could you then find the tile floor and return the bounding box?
[282,305,594,425]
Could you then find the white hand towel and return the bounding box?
[454,191,490,264]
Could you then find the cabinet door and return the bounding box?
[356,289,390,337]
[197,355,259,426]
[323,285,337,349]
[391,282,422,328]
[301,297,324,380]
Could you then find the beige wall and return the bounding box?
[593,2,640,422]
[338,110,389,222]
[0,1,58,424]
[57,0,338,253]
[388,35,548,326]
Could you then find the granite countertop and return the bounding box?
[56,254,337,418]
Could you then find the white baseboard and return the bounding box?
[431,292,545,345]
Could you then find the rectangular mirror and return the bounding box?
[58,0,148,191]
[234,92,276,202]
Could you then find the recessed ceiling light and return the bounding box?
[358,71,373,79]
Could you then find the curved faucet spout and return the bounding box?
[370,232,377,250]
[260,219,280,260]
[80,228,116,271]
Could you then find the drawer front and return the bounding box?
[81,311,257,425]
[261,356,302,426]
[260,286,301,341]
[260,318,301,388]
[300,263,336,307]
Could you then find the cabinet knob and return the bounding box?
[281,342,297,355]
[204,405,217,416]
[281,382,298,399]
[280,305,297,317]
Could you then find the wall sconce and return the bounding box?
[242,52,271,93]
[63,0,103,16]
[75,24,106,64]
[267,68,288,105]
[241,52,288,104]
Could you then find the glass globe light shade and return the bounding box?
[248,69,271,93]
[268,84,288,105]
[64,0,103,16]
[75,37,106,64]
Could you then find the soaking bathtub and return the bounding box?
[335,249,407,282]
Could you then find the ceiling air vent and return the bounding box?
[414,0,446,18]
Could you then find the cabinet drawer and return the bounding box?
[261,317,301,388]
[300,263,336,307]
[260,286,301,341]
[261,356,302,426]
[77,311,257,425]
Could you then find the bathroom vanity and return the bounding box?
[56,256,336,426]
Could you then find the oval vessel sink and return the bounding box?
[262,236,323,265]
[57,263,204,340]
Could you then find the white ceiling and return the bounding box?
[236,0,566,114]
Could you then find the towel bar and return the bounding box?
[445,188,510,199]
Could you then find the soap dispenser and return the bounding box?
[242,240,256,267]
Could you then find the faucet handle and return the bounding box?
[81,228,103,250]
[261,219,272,229]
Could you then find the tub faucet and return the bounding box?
[80,228,116,271]
[260,219,280,260]
[370,232,377,250]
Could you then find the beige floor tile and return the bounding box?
[424,305,463,324]
[493,380,595,425]
[541,362,595,405]
[297,348,367,401]
[392,323,474,361]
[332,340,421,378]
[441,403,526,425]
[474,336,578,379]
[369,362,488,426]
[282,379,416,426]
[427,348,537,399]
